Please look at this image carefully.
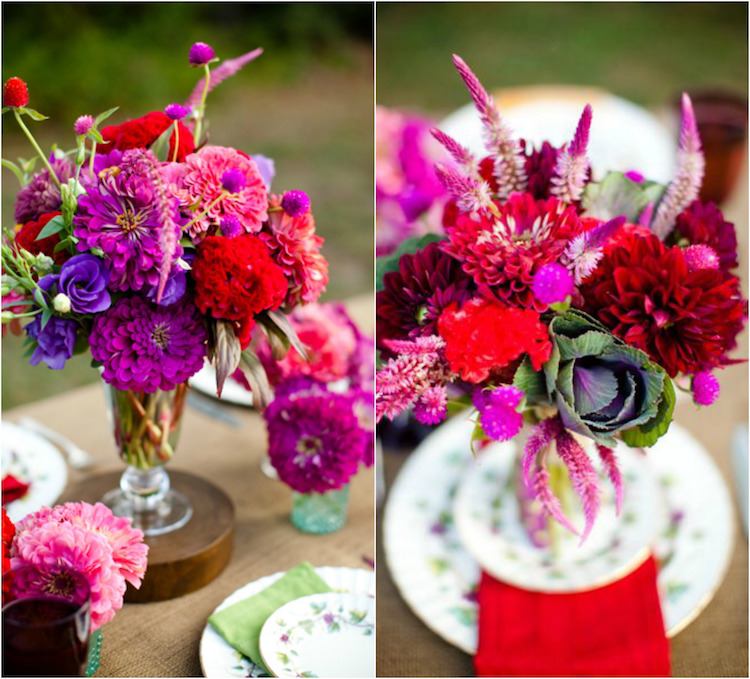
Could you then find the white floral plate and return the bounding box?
[454,440,665,592]
[2,421,68,523]
[383,413,734,654]
[259,592,374,678]
[199,567,374,677]
[189,360,253,407]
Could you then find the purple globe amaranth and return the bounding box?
[74,115,94,136]
[14,157,75,224]
[532,263,574,305]
[473,385,524,442]
[41,254,111,314]
[189,42,216,66]
[25,314,78,370]
[221,168,247,194]
[73,149,184,293]
[220,215,243,238]
[164,103,191,121]
[89,295,207,392]
[281,190,311,218]
[673,200,738,271]
[692,370,720,406]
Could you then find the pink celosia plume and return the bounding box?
[550,104,592,204]
[531,454,580,536]
[434,162,493,214]
[597,445,623,514]
[561,215,626,284]
[430,128,477,173]
[556,429,600,543]
[186,48,263,109]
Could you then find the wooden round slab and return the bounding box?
[61,470,234,602]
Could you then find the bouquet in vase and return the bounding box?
[376,55,747,542]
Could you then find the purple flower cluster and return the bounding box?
[26,314,77,370]
[14,156,75,223]
[89,296,207,392]
[265,379,372,493]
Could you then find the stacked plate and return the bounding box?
[383,414,734,655]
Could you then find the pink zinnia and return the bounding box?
[167,145,268,240]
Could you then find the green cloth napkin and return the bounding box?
[208,562,331,670]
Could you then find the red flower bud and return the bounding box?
[3,77,29,108]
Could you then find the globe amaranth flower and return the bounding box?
[473,386,524,442]
[672,199,738,271]
[265,383,369,493]
[101,111,194,163]
[14,211,67,265]
[532,262,574,306]
[260,194,328,309]
[89,296,207,392]
[14,157,75,224]
[3,77,29,108]
[438,298,552,383]
[442,193,585,310]
[74,149,184,293]
[581,230,746,377]
[163,103,191,122]
[189,42,216,66]
[74,115,94,136]
[281,190,310,217]
[40,254,110,314]
[167,146,268,240]
[543,310,673,447]
[220,215,243,238]
[25,311,78,370]
[377,241,473,350]
[692,370,720,406]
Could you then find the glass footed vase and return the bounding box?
[101,381,192,536]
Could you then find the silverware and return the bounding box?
[17,416,95,470]
[187,391,242,428]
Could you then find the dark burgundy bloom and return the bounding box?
[672,200,739,271]
[581,230,747,377]
[522,140,561,200]
[377,241,473,349]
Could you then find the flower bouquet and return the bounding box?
[376,55,747,542]
[1,42,328,535]
[2,503,147,675]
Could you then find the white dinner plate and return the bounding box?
[189,360,254,407]
[383,413,734,654]
[200,567,374,677]
[2,421,68,523]
[440,85,676,185]
[259,592,374,678]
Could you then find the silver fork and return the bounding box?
[17,417,95,470]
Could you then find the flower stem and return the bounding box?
[182,190,227,233]
[89,141,97,175]
[193,63,211,147]
[171,122,180,163]
[13,109,60,187]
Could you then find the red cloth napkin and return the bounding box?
[475,555,671,677]
[2,474,30,505]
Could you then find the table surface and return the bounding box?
[376,165,750,676]
[3,294,374,678]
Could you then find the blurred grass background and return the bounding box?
[377,3,747,112]
[2,2,373,408]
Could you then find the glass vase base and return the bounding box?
[290,486,350,534]
[101,488,193,537]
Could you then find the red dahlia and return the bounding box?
[14,211,67,264]
[672,199,738,271]
[437,298,552,383]
[102,111,194,162]
[580,231,747,377]
[192,235,288,345]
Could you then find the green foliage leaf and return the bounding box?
[20,107,49,121]
[620,375,675,447]
[95,106,119,126]
[88,128,105,144]
[1,158,25,185]
[375,233,444,291]
[150,124,174,162]
[40,308,52,330]
[512,357,548,405]
[36,215,66,240]
[582,171,664,222]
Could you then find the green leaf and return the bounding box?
[32,287,48,310]
[512,357,548,405]
[620,375,675,448]
[20,107,49,121]
[150,125,174,162]
[88,128,105,144]
[36,215,66,240]
[555,330,613,361]
[1,107,9,115]
[40,308,52,330]
[582,171,664,222]
[263,309,308,361]
[1,158,24,185]
[375,234,444,291]
[95,106,119,126]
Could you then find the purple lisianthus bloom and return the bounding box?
[42,254,111,314]
[74,149,184,293]
[89,296,207,392]
[14,157,75,223]
[189,42,215,66]
[146,266,186,306]
[251,155,275,190]
[26,314,78,370]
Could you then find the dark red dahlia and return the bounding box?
[581,231,747,377]
[520,140,560,199]
[672,200,738,271]
[377,242,473,350]
[442,192,584,311]
[14,211,67,264]
[102,111,194,162]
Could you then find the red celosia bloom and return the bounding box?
[437,298,552,383]
[192,235,287,345]
[581,230,747,377]
[2,509,15,600]
[102,112,194,162]
[14,211,67,264]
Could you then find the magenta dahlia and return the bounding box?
[14,157,75,224]
[672,199,739,271]
[581,231,747,377]
[442,192,584,310]
[89,296,207,392]
[377,241,473,349]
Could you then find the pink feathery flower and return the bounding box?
[651,93,705,239]
[684,243,720,272]
[186,48,263,109]
[376,335,451,423]
[692,370,720,405]
[434,162,492,213]
[556,429,600,543]
[451,54,527,198]
[430,128,477,174]
[561,215,625,284]
[550,104,592,204]
[413,385,448,425]
[597,445,623,514]
[521,417,561,486]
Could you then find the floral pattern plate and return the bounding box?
[259,592,374,678]
[199,567,374,677]
[383,413,734,654]
[2,421,68,523]
[454,440,664,592]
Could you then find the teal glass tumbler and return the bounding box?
[290,485,350,534]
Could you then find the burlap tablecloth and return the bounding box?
[3,295,374,678]
[377,173,749,676]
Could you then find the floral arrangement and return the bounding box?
[2,503,147,631]
[376,55,747,540]
[1,41,328,420]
